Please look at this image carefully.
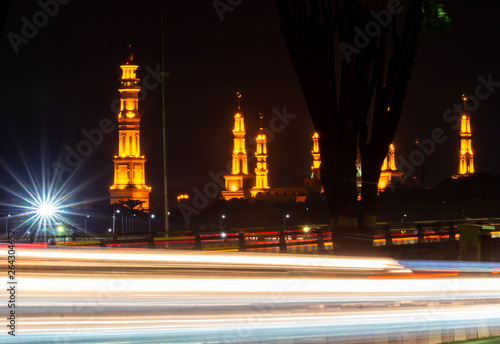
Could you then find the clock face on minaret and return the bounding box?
[109,49,151,210]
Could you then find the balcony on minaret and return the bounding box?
[120,79,139,88]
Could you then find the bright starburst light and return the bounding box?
[37,202,56,217]
[0,149,106,240]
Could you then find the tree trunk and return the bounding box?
[276,0,428,255]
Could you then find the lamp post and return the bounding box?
[5,214,10,237]
[220,214,225,231]
[149,214,155,233]
[284,214,290,229]
[84,215,89,234]
[116,209,123,234]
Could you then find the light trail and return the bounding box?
[1,248,500,344]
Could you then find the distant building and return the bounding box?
[219,93,404,202]
[221,93,307,202]
[452,94,474,179]
[109,46,151,210]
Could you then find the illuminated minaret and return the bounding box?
[311,132,321,179]
[222,92,252,200]
[109,46,151,209]
[251,113,270,197]
[304,132,323,195]
[231,92,248,175]
[381,144,396,171]
[457,94,474,176]
[378,143,402,191]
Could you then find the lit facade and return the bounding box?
[222,93,252,200]
[109,47,151,209]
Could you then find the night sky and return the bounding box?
[1,0,500,213]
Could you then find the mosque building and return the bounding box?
[105,51,473,210]
[220,93,403,202]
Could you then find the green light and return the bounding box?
[57,226,64,232]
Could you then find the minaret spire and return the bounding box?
[311,132,321,179]
[127,32,134,64]
[381,144,396,171]
[453,93,474,177]
[127,44,134,64]
[251,113,270,197]
[222,92,251,200]
[110,50,151,210]
[378,143,403,191]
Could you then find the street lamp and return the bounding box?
[5,214,11,237]
[84,215,89,234]
[116,209,124,234]
[149,214,155,232]
[113,209,121,234]
[284,214,290,228]
[37,202,56,242]
[220,214,225,230]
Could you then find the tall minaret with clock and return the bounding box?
[109,46,151,210]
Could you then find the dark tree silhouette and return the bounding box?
[276,0,451,254]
